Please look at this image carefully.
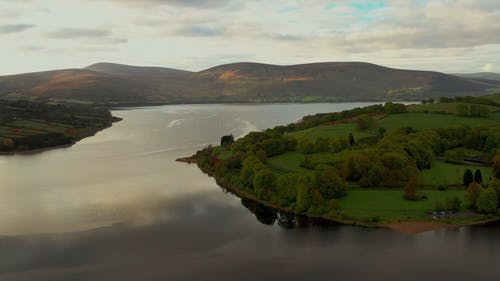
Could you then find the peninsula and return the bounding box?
[0,99,120,153]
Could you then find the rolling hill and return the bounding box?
[1,62,499,105]
[453,72,500,81]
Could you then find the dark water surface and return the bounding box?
[0,103,499,280]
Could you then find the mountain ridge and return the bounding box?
[1,62,499,105]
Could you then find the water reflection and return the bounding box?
[240,197,340,229]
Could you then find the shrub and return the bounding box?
[477,188,498,214]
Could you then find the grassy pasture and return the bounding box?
[289,123,372,141]
[267,152,310,174]
[338,189,465,222]
[378,113,498,134]
[483,93,500,103]
[419,160,493,187]
[408,102,499,114]
[9,120,71,133]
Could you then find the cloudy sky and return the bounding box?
[0,0,499,75]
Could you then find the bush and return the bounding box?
[477,188,498,214]
[465,182,482,209]
[444,196,462,212]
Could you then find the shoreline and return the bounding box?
[180,155,500,234]
[175,155,198,164]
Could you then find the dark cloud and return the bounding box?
[0,24,35,34]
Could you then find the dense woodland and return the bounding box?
[197,96,500,224]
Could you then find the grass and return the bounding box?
[9,120,71,134]
[408,102,499,114]
[48,98,95,105]
[289,123,372,141]
[483,93,500,103]
[338,189,465,222]
[267,152,311,174]
[419,160,493,187]
[379,113,499,134]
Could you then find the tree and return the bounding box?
[444,196,462,212]
[465,182,482,209]
[403,177,418,201]
[477,188,498,214]
[220,134,234,147]
[474,169,483,184]
[463,169,474,187]
[489,177,500,207]
[428,98,435,104]
[356,115,376,130]
[348,133,355,146]
[456,104,469,116]
[315,166,346,199]
[258,138,286,157]
[439,97,453,103]
[384,102,408,114]
[253,169,276,200]
[296,176,313,212]
[493,155,500,179]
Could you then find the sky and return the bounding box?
[0,0,499,75]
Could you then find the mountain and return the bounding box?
[453,72,500,81]
[1,62,499,105]
[85,62,192,77]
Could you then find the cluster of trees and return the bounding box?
[298,136,350,154]
[456,104,490,117]
[434,196,462,212]
[384,102,408,114]
[347,150,416,188]
[421,98,435,104]
[196,145,347,216]
[439,96,499,106]
[464,156,500,214]
[463,169,483,187]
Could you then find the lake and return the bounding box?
[0,103,499,281]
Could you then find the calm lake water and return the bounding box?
[0,103,500,280]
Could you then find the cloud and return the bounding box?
[45,28,127,44]
[19,45,44,52]
[98,0,233,8]
[0,24,36,34]
[482,63,493,72]
[46,28,111,39]
[174,25,226,37]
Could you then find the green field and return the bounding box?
[288,113,498,142]
[484,93,500,103]
[289,123,372,141]
[338,189,465,222]
[267,152,312,174]
[378,113,498,133]
[419,160,493,186]
[408,102,499,114]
